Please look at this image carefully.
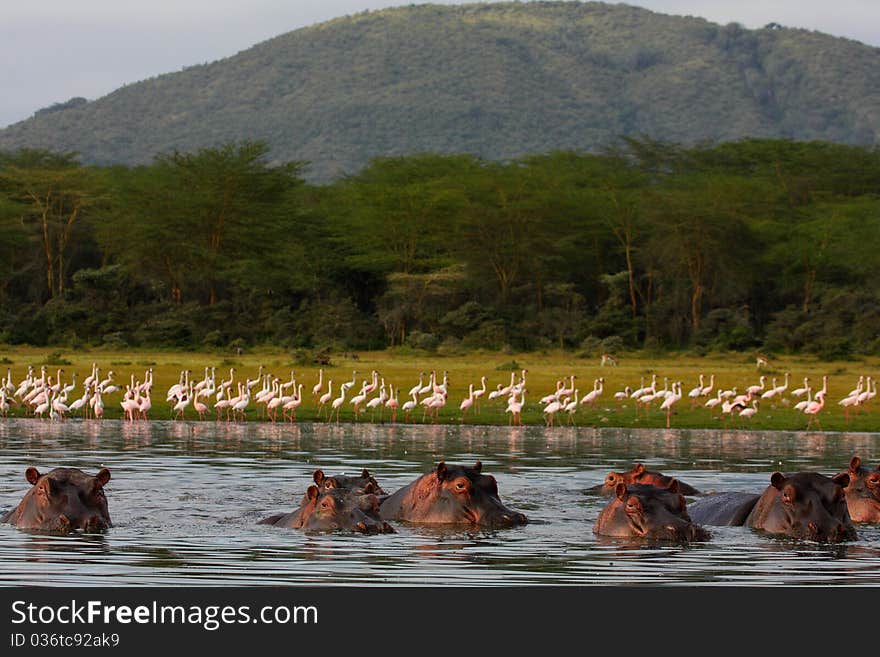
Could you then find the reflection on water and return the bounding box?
[0,419,878,586]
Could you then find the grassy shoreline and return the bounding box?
[2,346,880,433]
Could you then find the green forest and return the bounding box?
[1,137,879,359]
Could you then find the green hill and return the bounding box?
[1,2,878,181]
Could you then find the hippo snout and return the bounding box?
[82,515,110,532]
[504,512,529,526]
[806,521,855,543]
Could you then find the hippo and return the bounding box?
[260,484,394,534]
[1,467,112,533]
[839,457,880,524]
[593,482,710,542]
[378,461,528,528]
[313,468,387,497]
[592,463,701,496]
[687,472,857,543]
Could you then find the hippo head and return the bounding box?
[313,468,387,497]
[3,467,112,533]
[380,461,528,528]
[299,486,395,534]
[599,464,700,497]
[594,482,710,542]
[842,457,880,524]
[747,472,857,542]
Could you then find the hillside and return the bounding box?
[1,2,878,181]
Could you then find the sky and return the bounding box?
[2,1,878,129]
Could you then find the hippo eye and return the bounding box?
[781,493,793,505]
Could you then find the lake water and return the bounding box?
[1,419,878,586]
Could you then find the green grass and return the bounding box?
[1,346,878,432]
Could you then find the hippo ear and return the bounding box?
[666,479,680,494]
[95,468,111,487]
[849,456,861,473]
[770,472,786,490]
[361,469,370,479]
[306,485,320,502]
[632,463,645,476]
[474,461,482,473]
[436,462,447,482]
[25,467,40,486]
[313,470,325,486]
[615,482,628,501]
[831,472,850,489]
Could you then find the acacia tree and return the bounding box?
[0,150,105,301]
[100,141,305,305]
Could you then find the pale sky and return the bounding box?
[1,1,878,129]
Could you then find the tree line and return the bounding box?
[1,137,879,359]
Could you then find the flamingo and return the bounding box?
[331,385,348,424]
[459,383,475,418]
[422,391,447,422]
[231,385,251,421]
[93,390,104,420]
[659,381,682,429]
[839,387,861,425]
[193,389,210,421]
[366,381,387,422]
[312,369,324,399]
[282,384,304,422]
[705,390,723,418]
[68,389,90,418]
[580,377,604,409]
[688,374,705,408]
[760,377,780,401]
[613,386,632,411]
[173,383,193,420]
[739,400,759,425]
[564,390,579,424]
[138,387,152,421]
[804,391,826,430]
[746,376,766,397]
[699,374,715,398]
[409,373,425,399]
[505,389,525,426]
[313,380,331,418]
[556,374,576,401]
[350,384,369,420]
[540,381,563,405]
[791,377,810,398]
[471,376,487,413]
[401,390,418,423]
[385,385,399,424]
[543,396,564,427]
[121,389,140,422]
[794,386,813,412]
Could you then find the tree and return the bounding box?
[0,149,106,301]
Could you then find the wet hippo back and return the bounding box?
[839,457,880,524]
[687,492,761,527]
[593,483,710,542]
[379,461,528,528]
[3,467,112,533]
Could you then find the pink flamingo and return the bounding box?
[385,385,399,424]
[460,384,475,418]
[803,391,826,430]
[505,389,525,426]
